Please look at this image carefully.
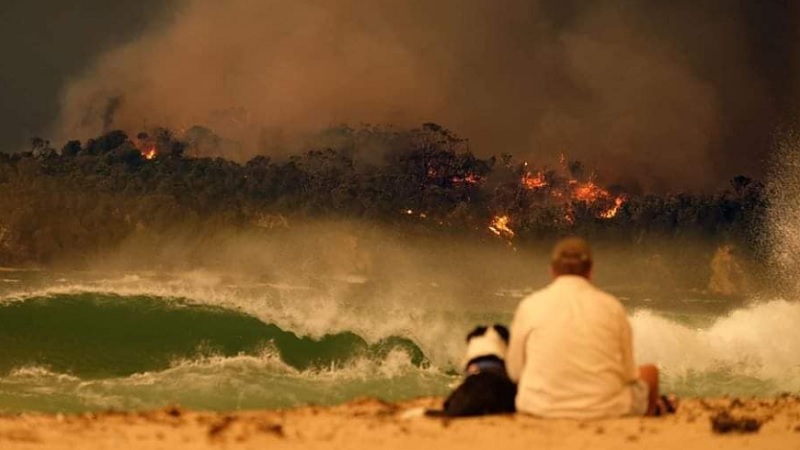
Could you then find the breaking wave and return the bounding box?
[0,294,427,377]
[633,299,800,395]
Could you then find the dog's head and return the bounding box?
[463,324,510,367]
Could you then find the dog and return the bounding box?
[426,324,517,417]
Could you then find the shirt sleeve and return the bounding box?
[620,308,638,383]
[506,301,528,383]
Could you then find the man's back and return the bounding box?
[506,275,638,419]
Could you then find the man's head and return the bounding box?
[550,237,593,279]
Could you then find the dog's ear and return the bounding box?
[492,324,510,343]
[466,326,488,342]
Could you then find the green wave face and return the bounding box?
[0,294,427,378]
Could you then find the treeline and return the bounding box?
[0,124,767,265]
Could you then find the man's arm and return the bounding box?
[506,302,528,383]
[620,309,639,382]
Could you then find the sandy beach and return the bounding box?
[0,396,798,450]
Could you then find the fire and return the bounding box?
[452,173,480,184]
[403,209,428,219]
[521,162,547,190]
[521,170,547,190]
[518,156,626,221]
[599,196,625,219]
[570,181,625,219]
[489,215,515,239]
[142,146,157,160]
[572,181,607,202]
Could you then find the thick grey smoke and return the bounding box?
[54,0,796,191]
[0,0,166,153]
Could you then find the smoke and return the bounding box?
[54,0,795,191]
[765,129,800,293]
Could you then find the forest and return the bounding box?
[0,124,767,267]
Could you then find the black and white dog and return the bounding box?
[427,324,517,417]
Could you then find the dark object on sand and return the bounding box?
[426,325,517,417]
[710,411,763,434]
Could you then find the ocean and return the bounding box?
[0,268,797,414]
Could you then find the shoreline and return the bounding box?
[1,396,799,449]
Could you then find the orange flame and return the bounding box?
[521,170,547,190]
[572,181,607,203]
[452,173,480,184]
[599,196,625,219]
[489,215,515,239]
[517,155,626,221]
[142,146,157,160]
[570,181,625,219]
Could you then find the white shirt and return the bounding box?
[506,275,638,419]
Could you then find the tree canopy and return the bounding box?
[0,125,768,266]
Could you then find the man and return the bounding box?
[505,237,660,419]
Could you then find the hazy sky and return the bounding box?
[0,0,167,151]
[1,0,797,191]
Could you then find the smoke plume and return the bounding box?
[54,0,796,191]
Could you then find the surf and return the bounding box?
[0,293,427,378]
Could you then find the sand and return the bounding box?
[1,396,799,450]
